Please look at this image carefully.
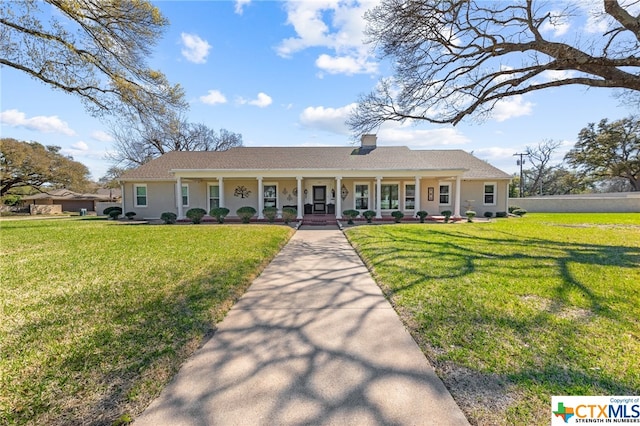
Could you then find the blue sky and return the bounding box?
[1,0,636,181]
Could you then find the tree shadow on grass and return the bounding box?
[133,230,467,426]
[1,249,290,425]
[345,225,640,425]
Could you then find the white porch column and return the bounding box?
[120,183,125,216]
[257,176,264,219]
[414,176,421,216]
[176,176,184,219]
[218,177,225,208]
[376,176,382,218]
[335,176,342,219]
[296,176,303,219]
[454,175,462,218]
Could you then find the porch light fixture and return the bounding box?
[341,184,349,200]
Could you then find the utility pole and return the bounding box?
[513,153,527,197]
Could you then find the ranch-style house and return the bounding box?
[118,135,511,221]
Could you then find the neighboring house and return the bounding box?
[19,189,118,213]
[118,135,511,220]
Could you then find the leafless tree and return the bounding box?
[525,139,563,195]
[109,112,243,167]
[348,0,640,134]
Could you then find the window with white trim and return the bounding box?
[439,183,451,205]
[354,184,369,210]
[181,184,189,207]
[208,185,220,210]
[484,183,496,205]
[264,184,277,208]
[134,184,147,207]
[405,184,416,210]
[381,184,399,209]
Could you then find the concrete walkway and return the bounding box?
[135,228,469,426]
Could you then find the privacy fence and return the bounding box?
[510,192,639,213]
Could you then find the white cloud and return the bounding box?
[316,54,377,75]
[539,10,571,37]
[277,1,380,76]
[91,130,113,142]
[377,124,470,147]
[72,141,89,151]
[249,92,273,108]
[492,96,534,122]
[578,0,610,34]
[0,109,76,136]
[237,92,273,108]
[200,90,227,105]
[299,103,357,135]
[180,33,211,64]
[541,70,576,82]
[474,146,521,162]
[235,0,250,14]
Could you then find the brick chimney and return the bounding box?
[360,134,377,149]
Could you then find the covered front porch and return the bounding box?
[171,171,466,221]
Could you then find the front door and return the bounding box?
[313,186,326,213]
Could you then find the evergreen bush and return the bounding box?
[210,207,230,224]
[236,206,257,224]
[342,209,359,225]
[160,212,177,224]
[391,210,404,223]
[362,210,376,223]
[416,211,429,223]
[186,208,207,224]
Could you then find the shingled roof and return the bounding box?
[120,147,511,180]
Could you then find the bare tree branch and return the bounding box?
[0,0,186,119]
[108,113,244,168]
[348,0,640,134]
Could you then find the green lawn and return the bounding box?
[0,218,293,426]
[345,213,640,426]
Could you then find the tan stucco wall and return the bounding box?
[460,179,510,216]
[123,181,177,219]
[123,177,510,219]
[510,193,640,213]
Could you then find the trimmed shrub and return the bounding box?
[262,207,277,223]
[342,209,359,225]
[186,208,207,224]
[103,206,122,216]
[416,210,429,223]
[496,211,508,218]
[236,206,257,224]
[125,211,136,220]
[513,208,528,216]
[391,210,404,223]
[282,207,297,224]
[484,211,494,218]
[508,205,521,214]
[441,210,452,223]
[160,212,177,224]
[465,210,476,223]
[210,207,230,224]
[362,210,376,223]
[108,210,121,220]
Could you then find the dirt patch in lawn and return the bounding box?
[519,294,592,321]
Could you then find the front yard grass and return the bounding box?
[345,213,640,426]
[0,218,293,425]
